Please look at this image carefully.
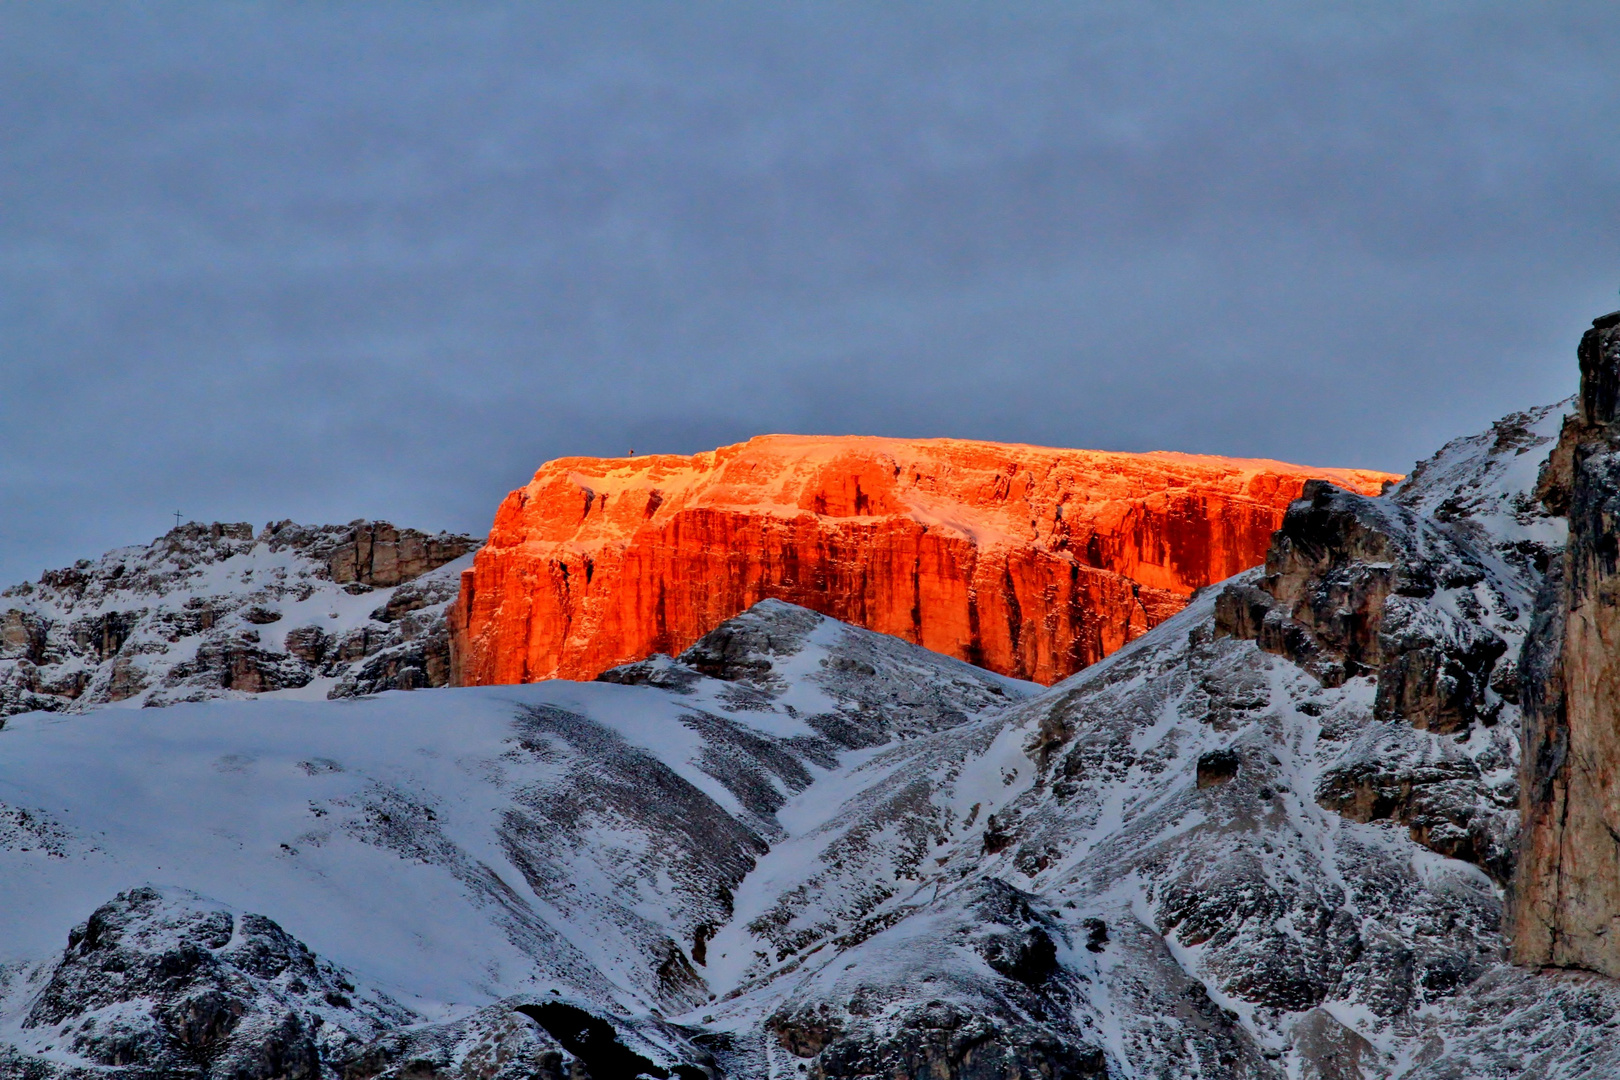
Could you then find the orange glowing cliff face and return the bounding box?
[450,435,1400,686]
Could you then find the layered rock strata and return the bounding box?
[1513,310,1620,976]
[452,435,1396,686]
[0,520,478,717]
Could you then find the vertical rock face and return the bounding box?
[326,521,478,588]
[452,435,1396,686]
[1514,311,1620,975]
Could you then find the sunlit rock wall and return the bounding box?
[451,435,1396,686]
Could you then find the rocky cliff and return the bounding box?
[451,435,1396,687]
[1213,403,1566,885]
[0,520,478,718]
[1513,310,1620,977]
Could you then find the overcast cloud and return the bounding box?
[3,2,1618,583]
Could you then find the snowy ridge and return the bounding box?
[0,520,478,718]
[1,886,413,1076]
[684,400,1592,1078]
[0,606,1035,1077]
[1391,398,1568,588]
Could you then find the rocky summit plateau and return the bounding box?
[10,316,1620,1079]
[450,435,1396,687]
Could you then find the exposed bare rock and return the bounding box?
[1513,310,1620,978]
[452,435,1396,688]
[1197,747,1241,788]
[1290,1010,1378,1080]
[321,521,477,589]
[1216,480,1514,734]
[0,520,479,718]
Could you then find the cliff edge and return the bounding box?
[450,435,1396,686]
[1514,310,1620,975]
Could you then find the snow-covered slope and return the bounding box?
[0,520,478,718]
[4,400,1618,1079]
[0,604,1034,1077]
[1391,399,1569,576]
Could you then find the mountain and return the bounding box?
[4,377,1616,1077]
[0,602,1038,1078]
[450,435,1397,687]
[0,520,478,719]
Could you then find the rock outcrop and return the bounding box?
[4,886,412,1080]
[1216,481,1509,734]
[325,521,477,589]
[451,435,1396,687]
[0,520,478,718]
[1513,310,1620,977]
[1212,404,1565,883]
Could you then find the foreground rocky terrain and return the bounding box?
[5,327,1620,1076]
[0,520,478,718]
[451,435,1396,687]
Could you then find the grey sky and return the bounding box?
[3,2,1617,584]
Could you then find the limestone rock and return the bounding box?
[1216,481,1519,734]
[451,435,1396,688]
[322,521,477,589]
[1512,310,1620,978]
